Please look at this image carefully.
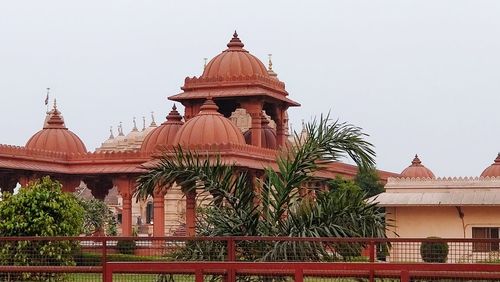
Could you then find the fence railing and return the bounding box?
[0,236,499,281]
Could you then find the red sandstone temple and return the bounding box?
[0,32,396,237]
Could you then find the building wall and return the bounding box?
[387,206,500,239]
[386,206,500,262]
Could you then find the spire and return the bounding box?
[132,117,138,131]
[118,122,124,136]
[109,126,115,139]
[142,116,146,131]
[203,57,208,69]
[164,104,183,124]
[411,154,422,166]
[150,111,157,127]
[45,87,50,113]
[199,97,220,113]
[267,53,278,78]
[227,30,244,49]
[43,99,66,129]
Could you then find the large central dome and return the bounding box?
[201,31,269,79]
[26,104,87,154]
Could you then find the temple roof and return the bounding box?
[26,102,87,154]
[400,154,435,179]
[481,153,500,177]
[170,32,300,107]
[173,98,245,147]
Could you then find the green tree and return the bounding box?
[137,115,387,261]
[0,177,84,281]
[354,168,385,198]
[78,198,117,236]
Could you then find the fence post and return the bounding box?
[369,240,375,282]
[227,238,236,261]
[227,238,236,282]
[400,270,410,282]
[195,269,203,282]
[295,269,303,282]
[102,238,108,282]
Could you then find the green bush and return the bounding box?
[116,240,136,255]
[420,237,449,263]
[0,177,84,281]
[74,252,169,266]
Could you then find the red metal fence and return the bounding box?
[0,236,499,281]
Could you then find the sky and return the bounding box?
[0,0,499,177]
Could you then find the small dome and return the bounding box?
[400,154,435,178]
[174,98,245,146]
[244,118,277,149]
[142,105,184,152]
[481,153,500,177]
[26,104,87,154]
[201,31,269,79]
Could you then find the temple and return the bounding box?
[375,154,500,247]
[0,32,397,236]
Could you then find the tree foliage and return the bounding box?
[137,115,387,261]
[0,177,84,281]
[354,168,385,198]
[78,198,117,236]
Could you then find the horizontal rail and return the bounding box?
[105,261,500,282]
[1,235,500,243]
[0,266,101,273]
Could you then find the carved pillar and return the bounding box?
[84,177,113,200]
[275,106,288,147]
[59,177,81,193]
[153,187,168,237]
[183,102,202,121]
[114,176,134,236]
[248,169,264,208]
[242,101,263,147]
[185,190,197,237]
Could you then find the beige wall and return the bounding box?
[387,206,500,239]
[386,206,500,262]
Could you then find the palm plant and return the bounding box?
[136,114,386,261]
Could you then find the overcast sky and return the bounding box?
[0,0,499,177]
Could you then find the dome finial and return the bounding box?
[203,57,208,69]
[227,30,244,49]
[164,104,183,124]
[142,116,146,131]
[132,117,138,131]
[150,111,157,127]
[109,126,114,139]
[199,97,219,113]
[412,154,422,165]
[53,98,58,110]
[267,53,278,77]
[118,122,124,136]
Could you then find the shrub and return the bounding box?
[116,240,136,255]
[420,237,449,263]
[0,177,84,281]
[74,252,169,266]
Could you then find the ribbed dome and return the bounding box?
[26,105,87,154]
[142,105,184,152]
[174,98,245,146]
[400,154,435,178]
[481,153,500,177]
[201,31,269,79]
[244,118,277,149]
